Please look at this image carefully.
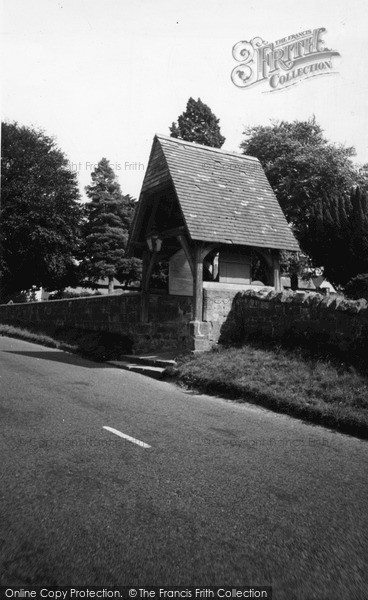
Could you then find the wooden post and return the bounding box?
[140,250,150,323]
[193,245,203,321]
[291,273,298,291]
[273,251,281,291]
[177,234,194,276]
[140,250,158,322]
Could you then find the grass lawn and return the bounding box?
[173,344,368,439]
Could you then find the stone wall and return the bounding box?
[5,287,363,358]
[136,294,193,353]
[197,286,273,350]
[0,293,141,333]
[219,289,368,358]
[0,292,194,354]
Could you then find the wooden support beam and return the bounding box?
[253,247,279,288]
[145,251,157,289]
[193,245,204,321]
[140,251,150,323]
[198,243,218,262]
[177,235,194,276]
[189,242,220,321]
[129,241,146,248]
[140,250,158,322]
[146,195,161,236]
[272,251,281,291]
[159,226,186,240]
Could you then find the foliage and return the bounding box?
[170,97,225,148]
[1,122,83,302]
[0,323,69,350]
[48,290,102,300]
[4,288,39,303]
[81,158,141,290]
[241,117,368,284]
[280,251,314,287]
[241,117,364,239]
[344,274,368,301]
[303,187,368,286]
[150,261,169,290]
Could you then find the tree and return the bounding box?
[170,97,225,148]
[240,117,363,240]
[81,158,141,292]
[240,117,368,284]
[303,187,368,286]
[345,273,368,300]
[0,122,82,302]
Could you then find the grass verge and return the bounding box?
[172,344,368,439]
[0,323,77,352]
[3,322,368,438]
[0,323,132,361]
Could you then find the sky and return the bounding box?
[2,0,368,200]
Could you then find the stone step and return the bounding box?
[118,353,178,369]
[107,360,167,380]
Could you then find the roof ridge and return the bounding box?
[155,133,259,162]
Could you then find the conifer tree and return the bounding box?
[81,158,141,292]
[303,187,368,286]
[241,117,368,284]
[170,97,225,148]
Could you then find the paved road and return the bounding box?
[0,335,367,599]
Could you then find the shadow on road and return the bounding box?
[3,350,108,369]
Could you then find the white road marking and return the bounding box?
[103,426,151,448]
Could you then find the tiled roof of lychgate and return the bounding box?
[131,134,300,251]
